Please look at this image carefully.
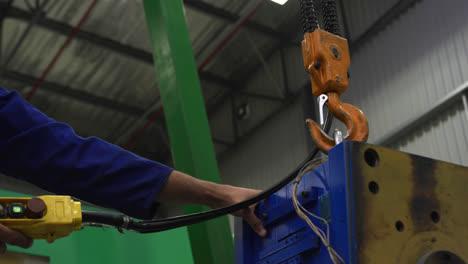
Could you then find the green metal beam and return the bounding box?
[142,1,234,264]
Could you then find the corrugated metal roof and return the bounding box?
[3,0,267,161]
[0,0,412,165]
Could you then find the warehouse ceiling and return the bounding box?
[0,0,412,166]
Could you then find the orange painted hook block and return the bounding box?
[302,29,369,153]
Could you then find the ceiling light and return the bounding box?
[270,0,288,5]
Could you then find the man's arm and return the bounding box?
[0,86,265,252]
[0,87,172,219]
[0,171,267,254]
[158,170,267,237]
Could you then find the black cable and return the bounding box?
[300,0,319,33]
[322,0,341,36]
[82,111,333,233]
[82,210,128,228]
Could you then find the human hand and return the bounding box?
[0,224,33,254]
[156,171,267,237]
[211,186,267,238]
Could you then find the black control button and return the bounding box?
[0,203,7,218]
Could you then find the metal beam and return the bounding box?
[183,0,292,42]
[377,81,468,146]
[143,1,234,264]
[3,69,145,116]
[5,6,231,87]
[2,1,46,69]
[7,6,153,61]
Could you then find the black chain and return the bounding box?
[300,0,319,33]
[322,0,341,36]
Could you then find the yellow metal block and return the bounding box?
[0,196,82,243]
[350,143,468,263]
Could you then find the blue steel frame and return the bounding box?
[235,141,357,264]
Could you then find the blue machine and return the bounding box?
[235,142,353,264]
[235,141,468,264]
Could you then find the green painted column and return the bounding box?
[142,1,234,264]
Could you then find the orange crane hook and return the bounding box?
[306,92,369,153]
[302,29,369,153]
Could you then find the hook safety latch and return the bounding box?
[306,93,368,153]
[302,29,369,153]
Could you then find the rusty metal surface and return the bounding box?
[349,142,468,263]
[302,30,350,97]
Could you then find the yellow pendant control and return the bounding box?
[0,196,82,243]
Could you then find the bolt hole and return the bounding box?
[417,250,466,264]
[431,211,440,223]
[364,148,379,167]
[395,221,404,232]
[332,48,339,58]
[313,61,321,69]
[368,181,379,194]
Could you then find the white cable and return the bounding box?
[292,158,345,264]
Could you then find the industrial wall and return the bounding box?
[346,0,468,166]
[219,93,311,189]
[217,41,314,190]
[219,0,468,195]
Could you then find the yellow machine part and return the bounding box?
[0,196,82,243]
[350,143,468,263]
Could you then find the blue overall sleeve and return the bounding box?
[0,87,173,219]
